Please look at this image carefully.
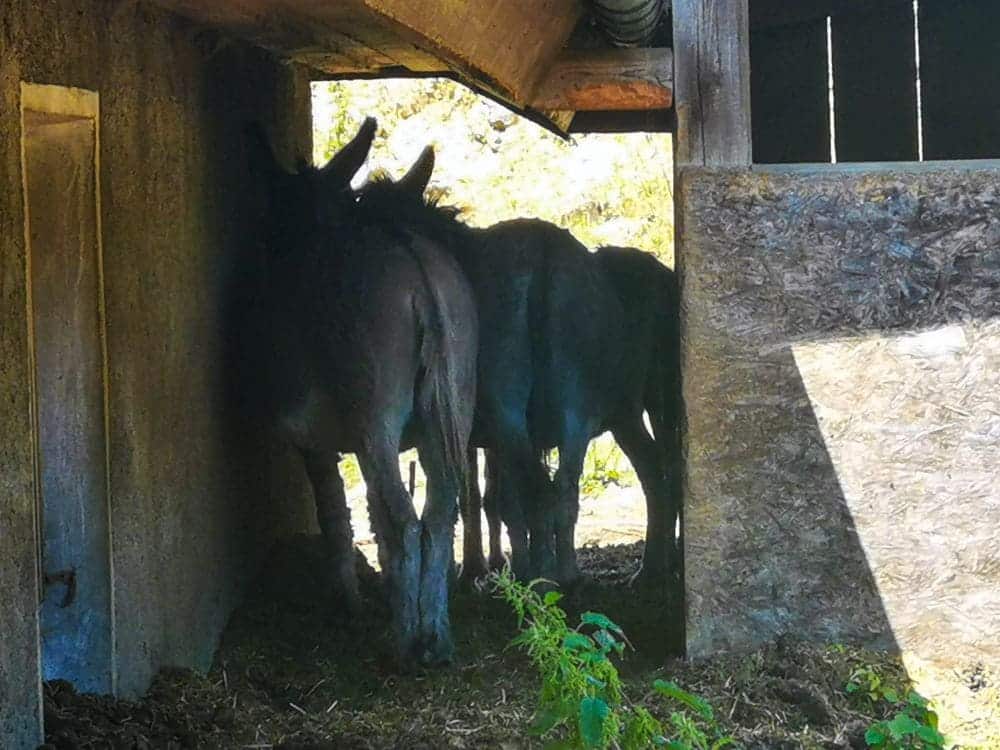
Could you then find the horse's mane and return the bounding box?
[360,171,466,232]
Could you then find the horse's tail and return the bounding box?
[408,234,475,495]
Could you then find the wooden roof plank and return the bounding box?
[530,48,673,111]
[355,0,585,103]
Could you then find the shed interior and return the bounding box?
[4,0,1000,747]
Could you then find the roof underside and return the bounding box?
[146,0,674,133]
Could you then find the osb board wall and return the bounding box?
[679,166,1000,668]
[0,1,315,745]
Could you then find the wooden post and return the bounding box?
[671,0,752,659]
[672,0,752,166]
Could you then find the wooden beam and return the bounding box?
[146,0,583,104]
[673,0,752,166]
[530,48,673,111]
[360,0,584,104]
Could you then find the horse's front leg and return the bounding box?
[551,432,589,588]
[417,439,461,666]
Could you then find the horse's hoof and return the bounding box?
[628,565,665,590]
[419,635,455,668]
[458,559,489,589]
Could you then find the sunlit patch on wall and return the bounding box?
[791,322,1000,666]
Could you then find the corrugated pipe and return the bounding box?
[589,0,667,47]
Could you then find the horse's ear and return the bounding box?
[320,116,377,186]
[396,145,435,196]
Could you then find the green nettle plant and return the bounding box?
[492,570,734,750]
[580,442,629,496]
[846,666,946,749]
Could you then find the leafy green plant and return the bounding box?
[864,691,945,749]
[652,681,734,750]
[580,439,633,496]
[847,665,902,705]
[492,569,734,749]
[846,666,945,749]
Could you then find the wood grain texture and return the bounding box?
[673,0,751,166]
[679,166,1000,668]
[144,0,435,72]
[531,48,673,111]
[360,0,584,103]
[146,0,585,112]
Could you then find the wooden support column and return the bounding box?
[671,0,753,659]
[673,0,752,166]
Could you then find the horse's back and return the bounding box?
[262,227,474,454]
[481,219,627,444]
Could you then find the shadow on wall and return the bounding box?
[201,40,318,580]
[680,166,1000,669]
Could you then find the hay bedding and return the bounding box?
[40,537,944,750]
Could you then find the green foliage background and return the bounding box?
[312,78,674,266]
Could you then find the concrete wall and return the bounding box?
[1,1,316,746]
[679,164,1000,669]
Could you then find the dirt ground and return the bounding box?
[40,470,999,749]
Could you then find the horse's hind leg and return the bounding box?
[357,438,422,667]
[302,448,361,613]
[493,431,548,581]
[458,446,488,584]
[477,406,540,580]
[417,437,460,666]
[612,417,674,586]
[483,449,506,571]
[552,428,590,587]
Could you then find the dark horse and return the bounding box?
[244,120,478,667]
[359,148,677,587]
[469,245,681,588]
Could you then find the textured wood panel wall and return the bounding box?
[680,166,1000,669]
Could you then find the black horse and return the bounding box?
[468,245,681,586]
[592,245,681,586]
[244,120,478,667]
[359,148,646,586]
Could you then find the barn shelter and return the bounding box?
[2,1,1000,748]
